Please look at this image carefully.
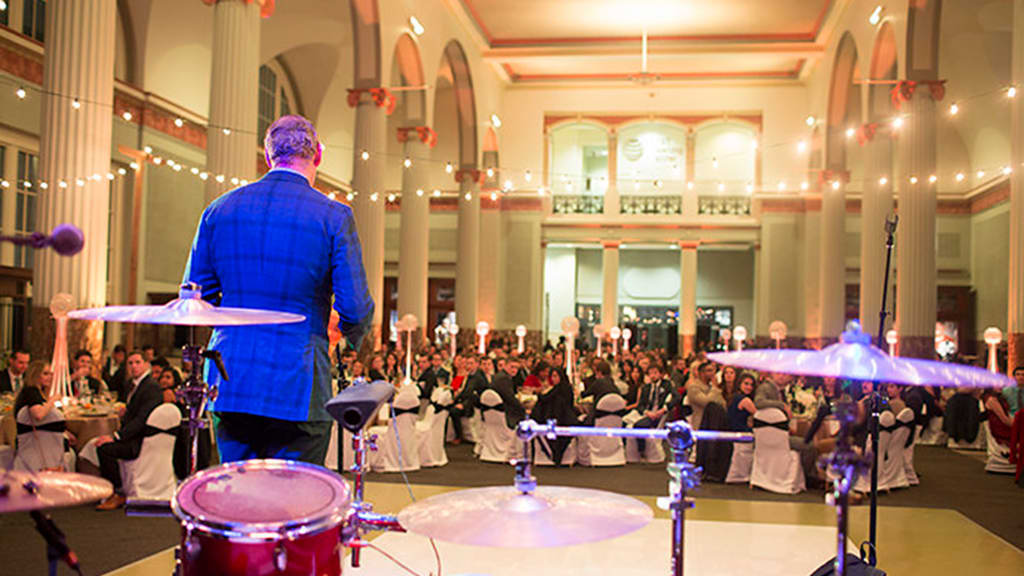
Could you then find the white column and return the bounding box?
[819,174,846,340]
[351,101,387,350]
[604,130,619,216]
[34,0,117,357]
[1009,0,1024,372]
[601,242,619,327]
[679,241,698,355]
[204,0,260,205]
[859,135,894,338]
[455,177,480,330]
[397,140,431,343]
[896,90,939,358]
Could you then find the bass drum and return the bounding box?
[172,459,351,576]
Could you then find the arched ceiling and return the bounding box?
[455,0,837,83]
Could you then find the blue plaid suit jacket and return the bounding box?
[184,169,374,421]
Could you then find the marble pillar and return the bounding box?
[604,130,619,216]
[819,174,846,342]
[679,242,699,355]
[859,136,894,340]
[1009,0,1024,372]
[455,178,480,329]
[397,140,431,345]
[350,100,388,350]
[601,242,619,328]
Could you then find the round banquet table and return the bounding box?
[64,413,120,447]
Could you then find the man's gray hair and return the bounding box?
[264,115,319,164]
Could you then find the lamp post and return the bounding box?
[449,323,459,358]
[49,293,75,402]
[561,316,580,385]
[984,327,1003,373]
[769,320,787,350]
[886,329,898,357]
[733,326,747,351]
[622,327,631,353]
[593,324,605,357]
[515,324,527,354]
[400,314,418,386]
[609,326,621,358]
[476,321,490,355]
[719,328,732,352]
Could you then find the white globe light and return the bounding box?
[733,326,747,342]
[401,313,419,331]
[621,328,631,340]
[720,328,732,342]
[560,316,580,335]
[885,330,898,346]
[515,325,527,338]
[769,320,787,340]
[476,321,490,336]
[592,324,605,337]
[984,327,1003,346]
[609,326,621,340]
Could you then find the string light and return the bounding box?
[152,156,163,165]
[129,162,140,171]
[1003,166,1013,175]
[909,176,919,184]
[949,102,959,116]
[346,192,355,201]
[686,181,694,191]
[831,180,841,190]
[71,98,81,110]
[433,189,441,197]
[869,5,883,25]
[928,174,937,183]
[891,117,904,129]
[878,176,888,186]
[464,191,472,201]
[797,140,808,154]
[712,157,719,169]
[955,172,965,182]
[717,182,726,192]
[777,181,787,191]
[486,167,495,178]
[387,193,396,203]
[403,157,412,168]
[0,180,8,188]
[416,188,424,197]
[370,192,379,202]
[490,192,498,201]
[503,179,513,191]
[121,111,132,121]
[524,170,532,182]
[222,128,231,135]
[15,86,26,99]
[977,170,986,179]
[118,168,127,176]
[328,192,337,200]
[230,177,239,185]
[800,181,809,191]
[190,167,199,175]
[215,174,225,183]
[654,179,663,189]
[805,115,816,127]
[199,172,209,181]
[106,172,115,180]
[38,182,48,189]
[174,118,184,128]
[445,162,453,174]
[537,187,546,196]
[1008,86,1018,98]
[845,127,856,139]
[746,183,754,193]
[361,150,370,161]
[75,178,85,187]
[58,180,68,189]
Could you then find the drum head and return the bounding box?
[173,459,351,540]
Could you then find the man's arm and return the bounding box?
[116,383,162,444]
[182,206,222,304]
[753,382,787,412]
[332,206,375,351]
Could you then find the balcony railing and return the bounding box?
[620,195,682,215]
[552,195,604,214]
[698,196,751,216]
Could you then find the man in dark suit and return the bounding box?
[430,353,450,386]
[583,359,620,425]
[632,363,673,452]
[485,357,526,429]
[184,115,373,465]
[450,355,487,442]
[103,345,127,401]
[95,350,164,510]
[71,349,105,396]
[415,354,437,400]
[0,349,29,394]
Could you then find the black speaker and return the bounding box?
[809,555,886,576]
[325,381,394,433]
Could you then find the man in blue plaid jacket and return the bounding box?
[184,115,374,465]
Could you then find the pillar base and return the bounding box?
[679,334,696,357]
[30,306,104,363]
[1008,332,1024,374]
[899,336,936,360]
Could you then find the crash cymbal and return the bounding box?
[398,486,652,548]
[708,323,1013,388]
[0,470,113,513]
[69,284,304,327]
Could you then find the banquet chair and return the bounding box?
[0,445,12,469]
[533,435,577,466]
[368,388,421,473]
[324,422,355,473]
[725,442,754,483]
[878,410,910,490]
[749,408,805,494]
[916,414,946,446]
[476,389,518,463]
[625,413,666,464]
[120,403,181,499]
[417,387,453,467]
[981,420,1016,474]
[897,408,920,485]
[578,394,627,467]
[14,406,75,472]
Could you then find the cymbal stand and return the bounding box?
[823,392,870,576]
[177,326,226,476]
[515,420,749,576]
[342,430,404,568]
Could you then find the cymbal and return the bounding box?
[69,285,305,327]
[708,323,1013,388]
[398,486,652,548]
[0,470,113,513]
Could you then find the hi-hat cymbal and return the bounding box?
[398,486,652,548]
[0,470,113,513]
[69,284,304,327]
[708,323,1013,388]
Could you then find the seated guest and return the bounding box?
[368,354,387,382]
[727,373,757,432]
[103,345,128,402]
[150,357,170,384]
[430,353,451,387]
[632,363,673,453]
[449,355,486,442]
[160,368,212,479]
[481,357,496,383]
[0,349,29,394]
[1003,366,1024,417]
[530,365,576,465]
[95,350,163,510]
[14,361,77,470]
[983,388,1014,446]
[687,361,725,431]
[755,371,820,484]
[71,349,106,397]
[415,355,438,400]
[582,360,620,425]
[521,362,550,392]
[485,357,526,429]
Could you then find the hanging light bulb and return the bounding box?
[955,172,965,182]
[949,102,959,116]
[71,98,81,110]
[387,193,396,203]
[800,181,809,191]
[433,189,441,197]
[878,176,888,186]
[361,150,370,161]
[445,161,453,174]
[524,170,532,182]
[222,127,231,135]
[486,167,495,178]
[416,188,424,197]
[15,86,26,99]
[174,118,184,128]
[403,157,412,168]
[122,111,132,121]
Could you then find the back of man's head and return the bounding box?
[594,359,611,377]
[264,115,319,166]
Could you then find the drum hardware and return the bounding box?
[708,321,1013,576]
[342,428,405,569]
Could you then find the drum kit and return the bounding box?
[2,282,1014,576]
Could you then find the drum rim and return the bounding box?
[172,459,351,541]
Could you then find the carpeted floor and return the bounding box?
[0,444,1019,575]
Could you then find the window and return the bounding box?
[1,2,9,27]
[15,151,37,268]
[257,61,298,143]
[549,123,608,197]
[617,122,687,196]
[22,0,44,43]
[693,122,757,194]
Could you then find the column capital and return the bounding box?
[396,126,437,148]
[455,168,485,185]
[678,240,700,250]
[201,0,275,18]
[602,241,621,249]
[856,122,879,145]
[890,79,946,110]
[819,168,851,185]
[347,87,396,115]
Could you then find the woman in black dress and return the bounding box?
[530,364,578,465]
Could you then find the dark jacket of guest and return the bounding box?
[636,379,673,414]
[455,369,487,410]
[583,376,620,425]
[104,364,128,402]
[113,376,163,458]
[417,368,438,400]
[485,372,526,429]
[696,402,732,482]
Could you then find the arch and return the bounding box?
[825,32,861,171]
[115,0,138,84]
[392,34,426,123]
[350,0,382,88]
[906,0,943,81]
[692,120,757,185]
[868,22,899,121]
[439,40,478,169]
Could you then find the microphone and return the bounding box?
[884,214,898,235]
[0,224,84,256]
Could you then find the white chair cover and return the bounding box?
[749,408,804,494]
[897,408,919,485]
[916,415,946,446]
[625,413,667,464]
[416,387,452,467]
[725,442,754,483]
[120,403,181,499]
[533,436,577,466]
[878,410,909,490]
[578,394,626,467]
[476,389,518,463]
[324,423,356,473]
[0,445,14,469]
[982,420,1016,474]
[14,406,74,472]
[368,389,422,473]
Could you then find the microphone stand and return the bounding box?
[866,214,897,566]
